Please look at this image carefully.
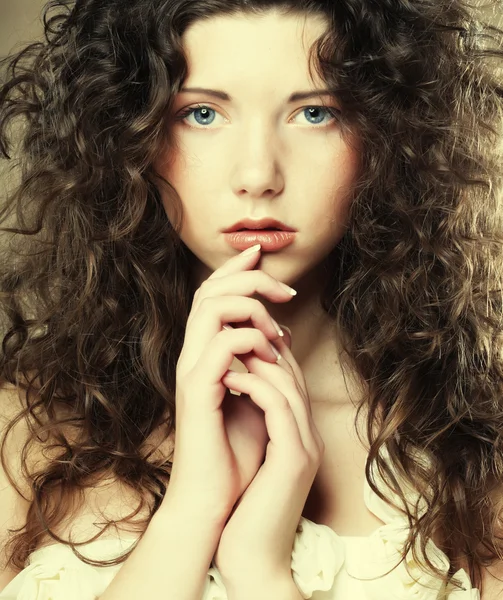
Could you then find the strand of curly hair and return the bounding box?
[0,0,502,593]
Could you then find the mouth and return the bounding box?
[223,219,296,233]
[236,227,282,231]
[223,228,297,251]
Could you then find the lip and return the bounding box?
[223,217,296,233]
[224,230,296,251]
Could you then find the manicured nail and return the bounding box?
[224,370,241,395]
[242,244,261,256]
[270,343,281,362]
[280,324,291,336]
[278,281,297,296]
[224,370,239,377]
[271,318,284,337]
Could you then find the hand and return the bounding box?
[213,318,325,585]
[165,245,296,524]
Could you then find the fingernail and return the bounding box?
[280,324,291,336]
[224,370,239,377]
[242,244,261,256]
[271,318,284,337]
[270,343,281,362]
[278,281,297,296]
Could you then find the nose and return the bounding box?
[230,119,285,199]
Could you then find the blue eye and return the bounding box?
[182,105,217,126]
[302,106,334,125]
[175,104,340,128]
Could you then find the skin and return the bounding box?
[154,9,382,536]
[155,9,363,404]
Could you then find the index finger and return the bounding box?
[207,244,262,281]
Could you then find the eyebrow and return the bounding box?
[179,87,335,103]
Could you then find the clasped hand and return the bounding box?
[214,323,325,585]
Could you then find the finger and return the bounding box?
[189,244,262,316]
[189,271,295,326]
[235,354,319,457]
[268,335,309,401]
[208,244,262,280]
[179,298,281,376]
[230,322,308,408]
[179,327,280,400]
[221,370,306,461]
[277,325,291,348]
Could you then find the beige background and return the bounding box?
[0,1,47,59]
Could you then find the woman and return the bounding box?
[0,0,502,598]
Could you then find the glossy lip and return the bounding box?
[223,217,296,233]
[223,230,296,251]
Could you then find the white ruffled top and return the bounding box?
[0,456,480,600]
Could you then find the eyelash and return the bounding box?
[174,104,341,128]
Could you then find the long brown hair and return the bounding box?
[1,0,502,591]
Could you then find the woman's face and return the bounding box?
[155,10,360,286]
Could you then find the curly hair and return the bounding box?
[0,0,502,592]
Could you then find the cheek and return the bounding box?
[154,154,216,240]
[158,142,220,201]
[297,132,358,175]
[300,141,358,203]
[312,152,359,239]
[152,150,187,226]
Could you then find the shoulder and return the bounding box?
[0,379,50,500]
[0,379,34,499]
[0,381,130,587]
[0,379,174,568]
[0,381,32,589]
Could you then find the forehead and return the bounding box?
[181,11,330,92]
